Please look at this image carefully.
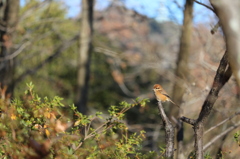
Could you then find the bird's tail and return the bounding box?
[169,99,180,108]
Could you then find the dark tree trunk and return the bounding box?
[0,0,19,98]
[75,0,94,114]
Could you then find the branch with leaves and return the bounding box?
[72,98,149,154]
[0,82,152,158]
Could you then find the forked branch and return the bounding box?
[181,51,232,159]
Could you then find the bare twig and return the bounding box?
[0,41,31,62]
[203,121,240,151]
[172,0,183,9]
[204,111,240,135]
[193,0,215,13]
[95,47,136,97]
[95,47,120,58]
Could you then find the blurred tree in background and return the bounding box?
[0,0,19,97]
[75,0,94,114]
[0,0,239,158]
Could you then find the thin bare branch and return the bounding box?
[204,111,240,135]
[193,0,215,13]
[95,47,120,58]
[172,0,183,9]
[0,41,30,62]
[203,121,240,151]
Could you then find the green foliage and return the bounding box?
[204,152,213,159]
[15,0,79,101]
[0,83,151,158]
[233,131,240,146]
[158,146,166,158]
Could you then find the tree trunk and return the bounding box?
[75,0,94,114]
[170,0,193,158]
[0,0,19,98]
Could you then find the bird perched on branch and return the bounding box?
[153,84,180,108]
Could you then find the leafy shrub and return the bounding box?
[0,83,153,158]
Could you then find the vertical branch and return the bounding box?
[157,102,175,158]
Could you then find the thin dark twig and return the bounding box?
[173,0,183,9]
[193,0,215,13]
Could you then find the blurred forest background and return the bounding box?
[0,0,240,158]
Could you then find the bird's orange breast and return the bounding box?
[155,91,169,102]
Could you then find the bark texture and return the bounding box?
[157,101,175,158]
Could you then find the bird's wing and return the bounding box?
[162,93,171,99]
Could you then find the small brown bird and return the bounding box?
[153,84,180,108]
